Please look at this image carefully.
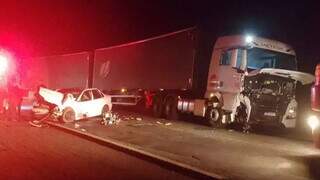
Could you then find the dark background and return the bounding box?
[0,0,318,73]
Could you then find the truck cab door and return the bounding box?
[218,48,246,93]
[210,48,246,111]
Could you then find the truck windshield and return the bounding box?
[246,48,297,71]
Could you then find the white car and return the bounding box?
[39,87,112,122]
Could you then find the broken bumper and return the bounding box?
[32,106,50,119]
[250,108,296,128]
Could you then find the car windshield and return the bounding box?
[246,48,297,71]
[57,88,81,99]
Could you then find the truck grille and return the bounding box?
[251,105,281,123]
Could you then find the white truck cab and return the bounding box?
[194,35,315,129]
[206,35,297,112]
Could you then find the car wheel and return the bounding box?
[61,107,75,123]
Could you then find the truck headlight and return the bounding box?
[286,106,296,119]
[245,35,254,43]
[307,115,319,131]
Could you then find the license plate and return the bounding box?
[264,112,276,116]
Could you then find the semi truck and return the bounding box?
[92,27,314,129]
[21,27,314,129]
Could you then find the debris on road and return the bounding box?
[128,123,154,127]
[101,111,121,125]
[156,121,173,126]
[100,112,144,126]
[74,123,80,129]
[124,117,130,121]
[29,120,43,128]
[28,112,52,128]
[28,120,49,128]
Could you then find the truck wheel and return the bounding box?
[235,103,251,132]
[152,96,163,118]
[206,107,223,128]
[164,97,179,120]
[61,107,75,123]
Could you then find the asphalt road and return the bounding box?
[0,120,195,180]
[55,109,320,180]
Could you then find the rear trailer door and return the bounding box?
[93,28,197,91]
[21,52,90,89]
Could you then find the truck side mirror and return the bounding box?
[237,68,245,74]
[232,67,245,74]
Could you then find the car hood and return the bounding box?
[39,87,64,107]
[258,68,315,85]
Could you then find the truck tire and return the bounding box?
[206,107,223,128]
[235,103,251,132]
[164,96,179,120]
[61,107,76,123]
[152,96,163,118]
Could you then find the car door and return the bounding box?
[75,90,93,119]
[91,89,106,116]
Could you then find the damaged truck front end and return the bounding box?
[237,69,314,129]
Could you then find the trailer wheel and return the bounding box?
[152,96,163,118]
[164,97,179,120]
[61,107,75,123]
[206,107,223,128]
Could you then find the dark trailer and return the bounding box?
[92,27,203,106]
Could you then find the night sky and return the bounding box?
[0,0,319,73]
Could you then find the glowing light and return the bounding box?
[245,35,254,43]
[288,109,295,114]
[0,54,8,75]
[121,88,126,93]
[277,162,292,169]
[307,115,319,132]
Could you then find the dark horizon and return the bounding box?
[0,0,319,73]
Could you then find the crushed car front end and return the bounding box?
[242,69,314,128]
[245,73,297,128]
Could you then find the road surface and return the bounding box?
[52,109,320,180]
[0,120,196,180]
